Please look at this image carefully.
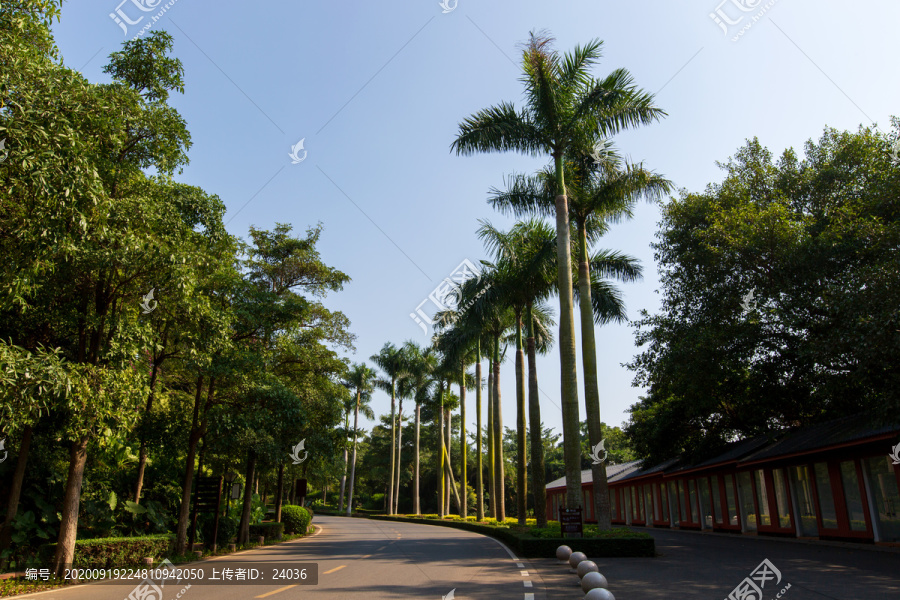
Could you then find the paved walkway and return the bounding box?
[525,528,900,600]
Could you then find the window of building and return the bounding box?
[863,456,900,542]
[814,462,838,530]
[725,474,739,526]
[790,465,818,537]
[754,469,772,527]
[738,471,757,531]
[772,468,792,528]
[840,461,868,532]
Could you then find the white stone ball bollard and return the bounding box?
[577,560,599,579]
[556,545,572,561]
[584,587,615,600]
[581,571,609,593]
[568,551,588,569]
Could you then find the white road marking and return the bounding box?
[524,581,533,587]
[520,570,529,576]
[516,562,525,568]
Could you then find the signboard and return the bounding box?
[295,478,308,504]
[189,476,223,549]
[559,507,583,538]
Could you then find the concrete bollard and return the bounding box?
[142,557,154,567]
[258,536,265,545]
[193,550,202,559]
[229,544,236,552]
[577,560,599,579]
[581,571,609,593]
[556,545,573,562]
[584,588,615,600]
[568,551,588,569]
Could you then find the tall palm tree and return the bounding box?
[453,31,665,511]
[344,362,375,516]
[489,158,669,527]
[338,393,355,512]
[371,343,408,515]
[401,342,436,515]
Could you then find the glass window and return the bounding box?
[772,469,793,528]
[624,486,632,524]
[644,485,654,524]
[790,465,818,537]
[610,489,618,520]
[651,483,660,521]
[754,470,772,527]
[631,486,641,521]
[840,461,868,532]
[660,482,669,522]
[738,471,757,531]
[710,475,723,525]
[699,478,713,528]
[863,456,900,542]
[725,475,739,526]
[814,462,838,530]
[677,480,687,525]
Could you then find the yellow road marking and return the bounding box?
[376,546,386,551]
[255,585,297,598]
[323,565,346,575]
[361,554,371,559]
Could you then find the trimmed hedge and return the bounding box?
[368,515,654,558]
[41,534,174,568]
[199,514,238,546]
[249,522,284,541]
[281,505,311,534]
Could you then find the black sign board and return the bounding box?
[559,507,583,538]
[295,478,308,504]
[189,476,223,549]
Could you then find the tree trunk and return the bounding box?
[347,391,361,516]
[387,380,396,516]
[51,437,89,577]
[275,463,285,522]
[492,334,505,521]
[515,313,527,524]
[133,356,162,503]
[553,177,583,511]
[487,367,495,519]
[436,380,445,516]
[459,368,467,519]
[338,412,349,512]
[526,304,548,527]
[444,407,451,515]
[413,402,421,514]
[475,345,484,522]
[0,425,33,561]
[238,450,256,545]
[175,375,206,555]
[577,221,612,529]
[393,397,403,514]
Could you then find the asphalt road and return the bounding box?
[13,516,540,600]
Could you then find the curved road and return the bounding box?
[17,516,540,600]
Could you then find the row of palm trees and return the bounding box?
[340,31,671,528]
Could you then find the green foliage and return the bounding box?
[280,505,311,534]
[627,124,900,463]
[199,514,238,545]
[41,535,173,569]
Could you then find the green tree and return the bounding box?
[344,363,376,515]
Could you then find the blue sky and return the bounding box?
[52,0,900,441]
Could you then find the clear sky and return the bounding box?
[52,0,900,442]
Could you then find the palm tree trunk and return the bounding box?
[0,424,33,561]
[475,342,484,521]
[393,398,403,514]
[486,366,495,519]
[577,222,612,529]
[414,401,421,514]
[347,390,361,516]
[492,333,505,521]
[526,304,547,527]
[338,413,349,512]
[515,312,527,524]
[437,380,445,517]
[387,380,396,516]
[444,407,451,515]
[459,367,467,519]
[553,160,583,511]
[51,437,89,577]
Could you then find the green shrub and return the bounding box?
[281,505,311,534]
[249,522,284,541]
[199,514,238,546]
[420,514,439,519]
[42,534,173,568]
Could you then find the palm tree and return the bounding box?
[344,362,375,516]
[489,158,669,527]
[371,342,408,515]
[338,393,355,512]
[477,218,559,525]
[400,342,436,514]
[453,31,665,511]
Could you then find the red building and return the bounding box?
[546,415,900,544]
